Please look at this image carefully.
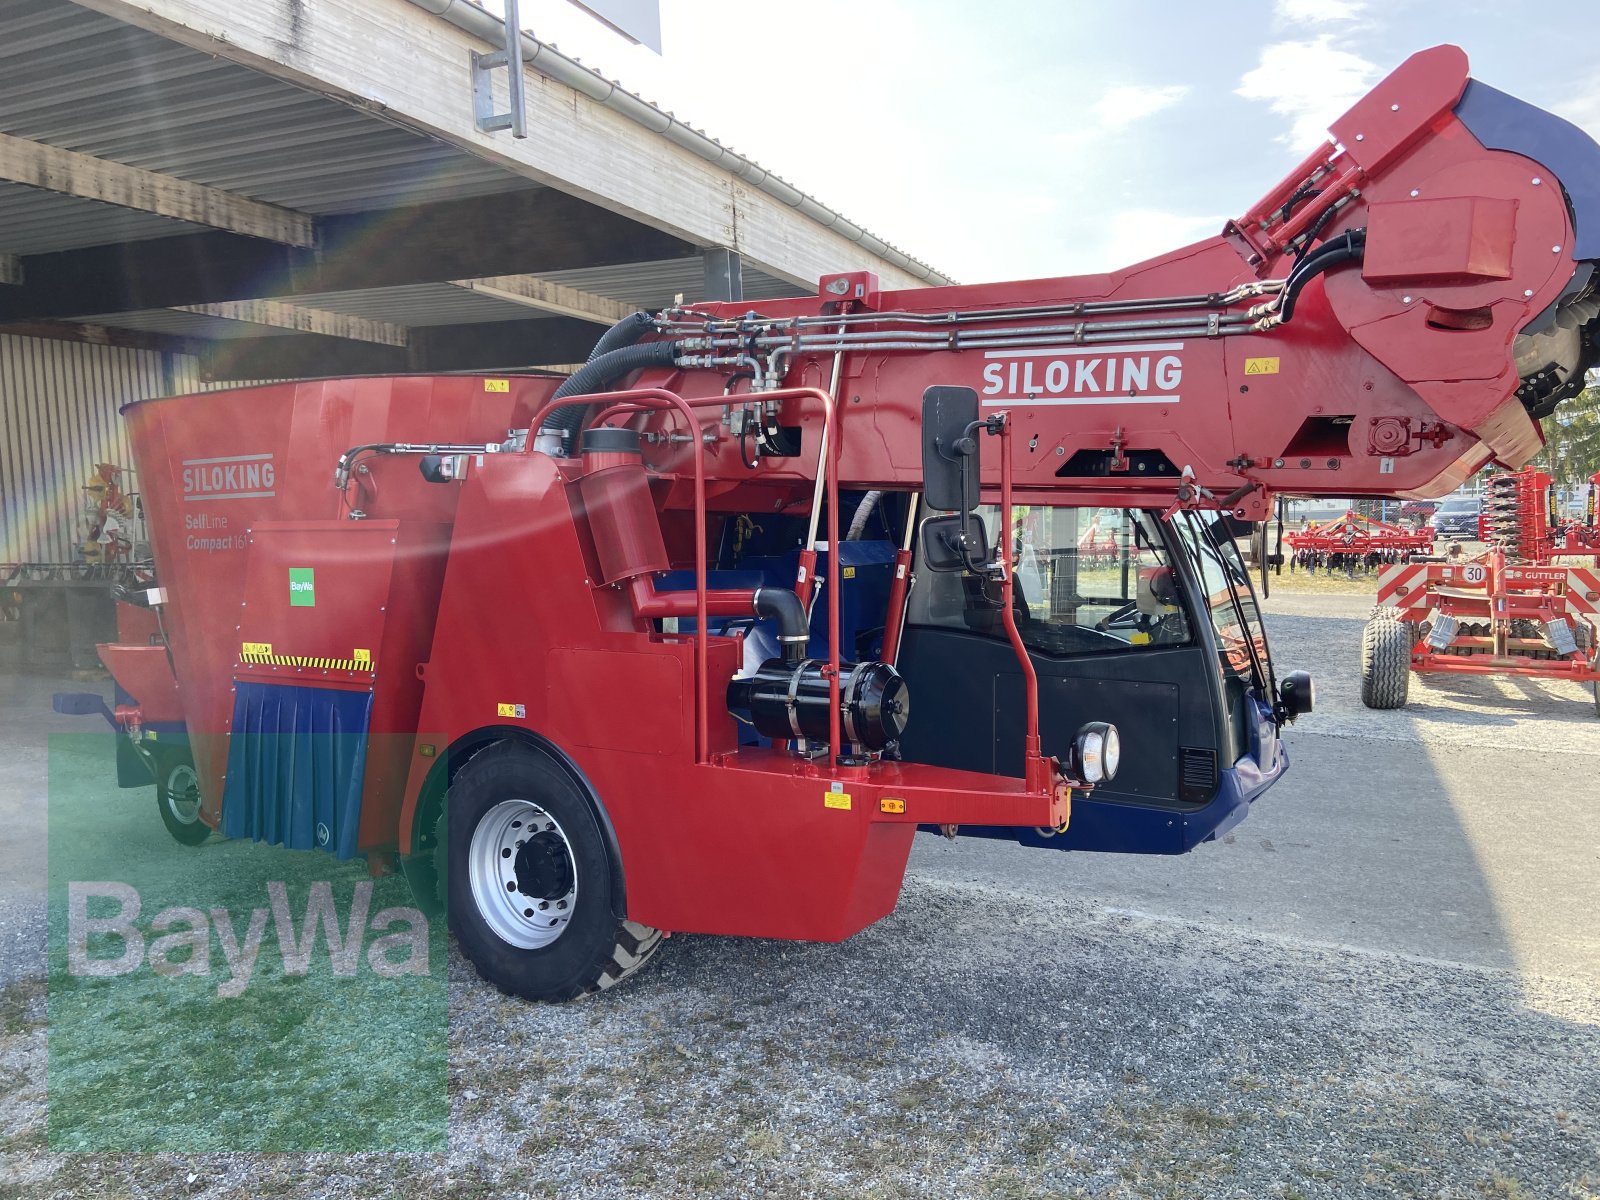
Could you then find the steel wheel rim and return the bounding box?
[165,763,202,825]
[468,798,578,950]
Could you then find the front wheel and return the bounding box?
[154,749,211,846]
[1360,611,1412,710]
[445,741,662,1002]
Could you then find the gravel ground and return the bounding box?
[3,593,1599,1198]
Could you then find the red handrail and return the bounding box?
[540,385,842,762]
[530,387,713,761]
[993,416,1046,789]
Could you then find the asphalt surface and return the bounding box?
[2,591,1598,1198]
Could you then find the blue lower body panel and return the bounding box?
[942,693,1290,855]
[950,750,1285,855]
[222,682,372,859]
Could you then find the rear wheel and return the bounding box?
[154,749,211,846]
[445,741,662,1002]
[1361,611,1412,710]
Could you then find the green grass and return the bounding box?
[44,732,447,1152]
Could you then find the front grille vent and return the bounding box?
[1178,747,1218,802]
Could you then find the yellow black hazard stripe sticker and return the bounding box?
[240,644,374,672]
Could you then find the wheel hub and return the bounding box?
[514,830,573,901]
[467,798,579,950]
[165,763,202,824]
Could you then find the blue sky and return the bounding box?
[516,0,1600,284]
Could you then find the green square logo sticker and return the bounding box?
[289,567,316,607]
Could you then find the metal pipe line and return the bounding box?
[657,279,1285,336]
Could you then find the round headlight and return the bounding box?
[1080,731,1105,783]
[1072,721,1119,785]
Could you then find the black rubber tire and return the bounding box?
[1361,611,1412,710]
[445,741,662,1002]
[433,807,449,912]
[154,748,211,846]
[396,814,445,920]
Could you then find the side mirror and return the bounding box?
[921,513,990,574]
[1277,670,1314,719]
[921,386,981,513]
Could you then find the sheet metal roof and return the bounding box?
[0,0,536,254]
[0,0,923,339]
[0,181,209,255]
[535,259,806,308]
[277,284,557,327]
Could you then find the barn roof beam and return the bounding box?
[76,0,947,291]
[199,315,602,382]
[0,189,695,323]
[451,276,634,326]
[173,300,408,346]
[0,132,315,247]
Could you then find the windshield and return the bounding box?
[1168,511,1273,693]
[909,505,1192,657]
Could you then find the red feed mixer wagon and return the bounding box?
[59,46,1600,1000]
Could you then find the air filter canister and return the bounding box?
[576,427,670,584]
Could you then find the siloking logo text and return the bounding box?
[67,881,429,998]
[980,341,1183,407]
[181,452,276,501]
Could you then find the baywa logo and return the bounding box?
[67,880,430,998]
[289,565,315,607]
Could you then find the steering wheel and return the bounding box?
[1094,600,1140,633]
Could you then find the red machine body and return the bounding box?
[111,376,1064,941]
[86,46,1600,981]
[596,46,1598,528]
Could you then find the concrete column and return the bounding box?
[702,247,743,303]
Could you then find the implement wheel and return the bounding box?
[1361,610,1412,710]
[154,749,211,846]
[445,741,662,1002]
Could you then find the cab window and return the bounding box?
[910,505,1191,657]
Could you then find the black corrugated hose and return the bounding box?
[542,313,677,448]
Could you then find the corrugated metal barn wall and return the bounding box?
[0,333,200,564]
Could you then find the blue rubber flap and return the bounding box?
[222,681,372,859]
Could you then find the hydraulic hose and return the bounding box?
[1278,228,1366,324]
[846,490,884,540]
[585,311,655,364]
[542,338,682,448]
[753,586,810,664]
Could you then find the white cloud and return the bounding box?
[1275,0,1366,23]
[1090,84,1191,132]
[1237,36,1380,148]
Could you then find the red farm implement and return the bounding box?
[1480,468,1600,563]
[1365,548,1600,713]
[1286,511,1433,574]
